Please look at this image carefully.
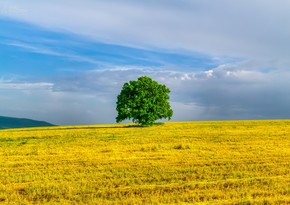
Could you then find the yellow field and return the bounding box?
[0,120,290,204]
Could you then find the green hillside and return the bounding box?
[0,116,54,129]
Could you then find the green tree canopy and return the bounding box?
[116,76,173,126]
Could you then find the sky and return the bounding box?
[1,0,290,125]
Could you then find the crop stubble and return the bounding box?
[0,120,290,204]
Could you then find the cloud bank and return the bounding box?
[1,64,290,125]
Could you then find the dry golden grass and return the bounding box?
[0,120,290,204]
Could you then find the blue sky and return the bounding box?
[1,0,290,125]
[0,18,221,75]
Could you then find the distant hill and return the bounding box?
[0,116,54,129]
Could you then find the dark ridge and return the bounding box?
[0,116,54,129]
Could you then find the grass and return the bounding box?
[0,120,290,204]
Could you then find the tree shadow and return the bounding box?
[123,122,165,128]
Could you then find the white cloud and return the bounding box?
[3,41,105,65]
[1,0,290,63]
[0,80,53,90]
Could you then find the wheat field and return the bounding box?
[0,120,290,204]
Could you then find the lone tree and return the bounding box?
[116,76,173,126]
